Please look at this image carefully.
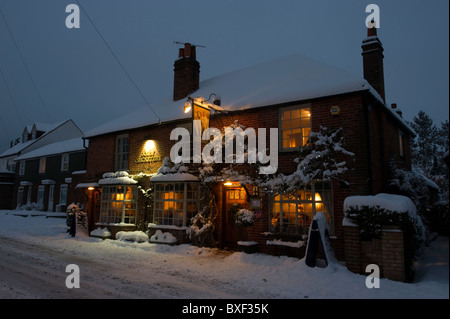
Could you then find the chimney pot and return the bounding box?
[367,21,377,37]
[173,42,200,101]
[184,43,191,57]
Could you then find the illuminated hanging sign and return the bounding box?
[192,101,210,133]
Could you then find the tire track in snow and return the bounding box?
[0,235,275,299]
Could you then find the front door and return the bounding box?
[224,187,247,249]
[47,185,54,212]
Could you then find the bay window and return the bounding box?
[100,185,138,224]
[153,182,200,227]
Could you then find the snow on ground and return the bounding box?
[0,210,448,299]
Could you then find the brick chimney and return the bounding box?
[173,43,200,101]
[362,25,385,102]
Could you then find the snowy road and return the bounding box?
[0,211,448,300]
[0,235,274,299]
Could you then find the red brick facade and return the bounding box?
[81,89,412,262]
[79,32,413,278]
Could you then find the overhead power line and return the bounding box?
[75,0,161,122]
[0,9,54,126]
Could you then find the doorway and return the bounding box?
[223,186,248,249]
[47,185,54,212]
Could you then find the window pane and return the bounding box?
[291,109,300,119]
[281,110,291,120]
[291,118,301,128]
[301,108,311,118]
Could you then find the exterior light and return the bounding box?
[88,187,95,191]
[143,140,156,153]
[223,181,233,186]
[184,100,192,113]
[184,95,225,114]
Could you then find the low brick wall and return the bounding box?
[343,222,405,282]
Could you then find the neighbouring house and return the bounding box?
[0,119,87,212]
[79,27,414,263]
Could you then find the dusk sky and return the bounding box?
[0,0,448,153]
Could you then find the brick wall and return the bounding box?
[343,223,405,282]
[82,90,411,261]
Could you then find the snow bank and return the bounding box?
[116,231,149,243]
[150,230,177,244]
[90,227,111,238]
[0,210,448,299]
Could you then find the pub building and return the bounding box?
[78,28,413,262]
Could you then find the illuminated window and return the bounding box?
[271,182,333,235]
[279,105,311,150]
[100,185,138,224]
[39,157,46,174]
[115,134,129,171]
[153,182,200,227]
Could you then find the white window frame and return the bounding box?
[19,161,26,176]
[39,157,46,174]
[61,153,70,171]
[153,182,200,227]
[115,134,129,171]
[279,104,312,151]
[99,185,138,225]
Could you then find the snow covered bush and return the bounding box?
[66,203,88,236]
[187,212,216,247]
[389,164,449,236]
[234,209,255,227]
[260,126,354,195]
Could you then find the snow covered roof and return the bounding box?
[97,171,138,185]
[14,137,85,161]
[85,53,374,138]
[150,172,199,182]
[0,139,35,158]
[0,120,74,158]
